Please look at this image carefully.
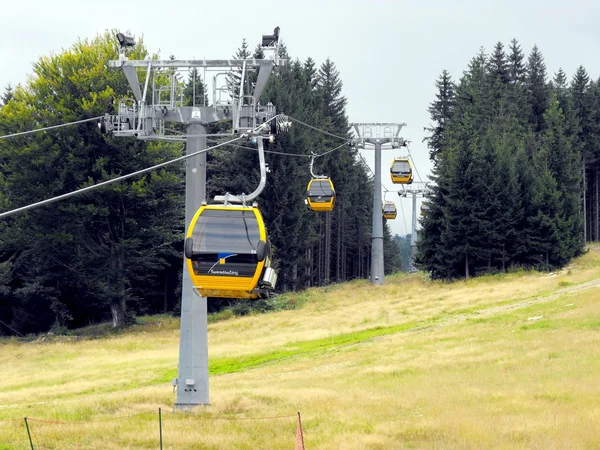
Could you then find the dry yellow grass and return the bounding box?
[2,249,600,448]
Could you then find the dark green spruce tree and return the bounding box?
[416,69,456,278]
[542,94,583,259]
[526,45,550,133]
[423,70,455,162]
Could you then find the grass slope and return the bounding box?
[2,250,600,449]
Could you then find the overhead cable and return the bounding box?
[207,138,351,158]
[398,197,409,236]
[286,115,349,142]
[0,136,244,219]
[0,116,104,140]
[406,143,423,184]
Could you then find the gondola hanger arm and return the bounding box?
[309,152,328,179]
[214,135,268,204]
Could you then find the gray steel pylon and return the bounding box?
[105,29,285,408]
[174,122,209,408]
[350,122,407,285]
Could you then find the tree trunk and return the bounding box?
[163,272,168,314]
[594,167,600,241]
[318,217,323,284]
[465,253,470,280]
[110,300,125,328]
[292,262,298,290]
[336,205,341,282]
[109,244,126,328]
[305,248,312,288]
[342,218,347,281]
[583,160,587,242]
[357,220,362,278]
[324,211,331,285]
[589,186,592,243]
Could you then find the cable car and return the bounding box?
[390,158,413,184]
[383,201,397,220]
[306,178,335,212]
[184,204,277,299]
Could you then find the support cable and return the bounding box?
[286,115,349,141]
[406,143,423,184]
[0,114,285,218]
[0,117,104,140]
[359,140,421,237]
[358,151,393,193]
[398,197,409,236]
[0,136,244,219]
[359,149,410,236]
[149,133,248,140]
[0,319,25,337]
[208,139,350,158]
[156,114,352,156]
[0,112,372,218]
[317,142,351,158]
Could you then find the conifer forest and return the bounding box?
[417,40,599,280]
[1,34,598,335]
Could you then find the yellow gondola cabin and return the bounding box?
[184,204,277,299]
[382,201,397,220]
[390,158,413,184]
[306,178,335,212]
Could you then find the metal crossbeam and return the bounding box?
[109,59,283,69]
[398,181,430,197]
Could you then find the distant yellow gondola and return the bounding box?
[382,201,397,220]
[390,158,413,184]
[306,178,335,212]
[184,204,277,299]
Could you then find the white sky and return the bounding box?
[2,0,600,237]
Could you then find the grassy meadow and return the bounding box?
[2,249,600,449]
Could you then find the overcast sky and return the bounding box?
[2,0,600,236]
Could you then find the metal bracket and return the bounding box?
[104,34,287,140]
[351,122,407,148]
[309,152,329,179]
[213,136,270,204]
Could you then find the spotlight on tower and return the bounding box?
[261,26,280,47]
[116,33,136,48]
